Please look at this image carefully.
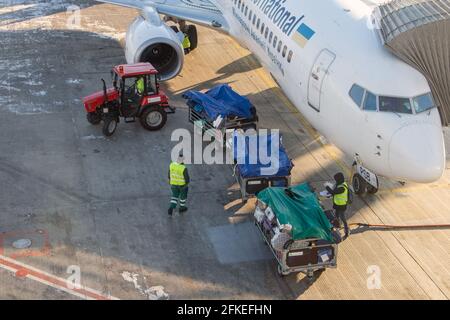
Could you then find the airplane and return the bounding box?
[96,0,446,194]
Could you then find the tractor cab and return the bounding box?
[113,63,158,116]
[83,63,174,136]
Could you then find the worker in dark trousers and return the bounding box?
[168,153,190,216]
[326,172,350,240]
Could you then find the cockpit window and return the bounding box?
[413,93,435,113]
[379,96,412,114]
[349,84,365,107]
[363,91,377,111]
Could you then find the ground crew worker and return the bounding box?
[135,76,145,95]
[326,172,350,239]
[182,33,191,54]
[168,153,190,216]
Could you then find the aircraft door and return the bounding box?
[308,49,336,111]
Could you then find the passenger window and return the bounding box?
[349,84,365,107]
[273,36,278,48]
[363,91,377,111]
[269,31,273,43]
[249,11,252,21]
[282,45,287,58]
[238,0,241,9]
[245,6,248,16]
[265,27,269,39]
[287,50,293,63]
[261,23,265,34]
[253,15,256,25]
[257,18,260,29]
[277,41,282,52]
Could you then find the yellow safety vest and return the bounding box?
[136,77,144,94]
[170,162,187,186]
[182,35,191,50]
[333,182,349,206]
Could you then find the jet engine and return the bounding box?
[125,9,184,81]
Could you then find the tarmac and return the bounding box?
[0,1,449,300]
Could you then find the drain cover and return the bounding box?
[12,239,32,249]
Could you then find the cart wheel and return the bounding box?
[366,184,378,194]
[87,113,101,125]
[306,270,315,283]
[102,117,118,136]
[352,173,367,195]
[140,106,167,131]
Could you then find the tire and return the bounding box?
[186,25,198,50]
[366,184,379,194]
[140,106,167,131]
[352,173,367,195]
[87,113,101,125]
[102,117,118,137]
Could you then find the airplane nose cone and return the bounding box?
[389,124,445,183]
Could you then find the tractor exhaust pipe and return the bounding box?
[101,78,107,104]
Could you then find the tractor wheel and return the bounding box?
[186,25,198,50]
[352,173,367,195]
[140,106,167,131]
[87,113,101,125]
[102,117,118,137]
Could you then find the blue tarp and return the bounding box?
[183,84,253,120]
[233,133,293,178]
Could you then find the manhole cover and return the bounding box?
[12,239,32,249]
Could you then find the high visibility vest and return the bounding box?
[333,182,349,206]
[136,78,144,94]
[182,35,191,49]
[170,162,187,186]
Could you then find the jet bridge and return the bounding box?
[373,0,450,125]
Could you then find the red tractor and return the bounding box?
[83,63,175,136]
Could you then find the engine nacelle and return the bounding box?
[125,15,184,81]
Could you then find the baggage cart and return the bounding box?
[254,183,339,279]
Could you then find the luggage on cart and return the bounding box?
[183,84,258,143]
[254,183,339,278]
[230,131,294,200]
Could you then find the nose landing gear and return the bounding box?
[351,156,379,195]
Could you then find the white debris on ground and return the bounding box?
[81,135,105,140]
[120,271,169,300]
[30,90,46,96]
[66,79,82,84]
[24,79,44,86]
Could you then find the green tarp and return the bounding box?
[257,183,333,241]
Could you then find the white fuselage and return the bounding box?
[215,0,446,183]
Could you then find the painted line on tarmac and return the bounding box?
[0,254,119,300]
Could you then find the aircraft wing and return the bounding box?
[96,0,229,32]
